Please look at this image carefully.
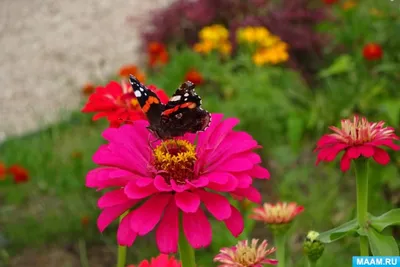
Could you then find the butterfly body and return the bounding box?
[129,75,211,140]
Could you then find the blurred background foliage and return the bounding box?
[0,0,399,266]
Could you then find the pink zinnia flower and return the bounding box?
[86,114,270,253]
[213,239,278,267]
[251,202,304,224]
[315,115,400,172]
[127,254,181,267]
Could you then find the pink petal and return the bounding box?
[371,139,400,150]
[232,186,261,203]
[372,147,390,165]
[130,194,172,235]
[198,190,231,220]
[98,189,130,208]
[170,180,190,192]
[117,212,137,246]
[207,173,238,192]
[86,167,131,189]
[154,175,172,192]
[214,157,254,172]
[196,114,225,149]
[175,191,201,213]
[97,200,136,232]
[207,118,240,148]
[124,181,157,199]
[247,165,270,179]
[236,173,253,188]
[187,176,209,188]
[340,151,352,172]
[183,208,212,249]
[223,205,244,237]
[359,145,374,157]
[156,200,179,253]
[200,172,229,184]
[347,146,362,159]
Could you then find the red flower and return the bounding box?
[315,115,400,172]
[185,68,204,85]
[81,216,90,227]
[7,165,29,184]
[0,162,6,180]
[363,43,383,61]
[127,254,181,267]
[81,81,169,127]
[323,0,339,4]
[148,42,169,67]
[118,65,146,83]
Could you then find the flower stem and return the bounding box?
[178,215,196,267]
[116,211,128,267]
[78,238,90,267]
[274,233,286,267]
[354,159,369,256]
[308,259,317,267]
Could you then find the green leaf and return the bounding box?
[287,114,304,152]
[366,227,399,256]
[382,100,400,126]
[370,209,400,232]
[317,219,358,243]
[318,55,354,78]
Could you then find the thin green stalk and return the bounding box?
[78,238,90,267]
[116,211,129,267]
[354,159,369,256]
[274,233,286,267]
[308,260,317,267]
[178,215,196,267]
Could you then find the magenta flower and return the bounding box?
[86,114,270,253]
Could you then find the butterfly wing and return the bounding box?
[129,75,165,126]
[161,81,211,134]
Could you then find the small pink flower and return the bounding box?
[315,115,400,172]
[214,239,278,267]
[86,114,270,253]
[251,202,304,224]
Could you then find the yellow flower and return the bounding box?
[342,0,357,10]
[193,40,215,54]
[219,41,232,56]
[254,27,270,43]
[252,41,289,66]
[237,27,257,43]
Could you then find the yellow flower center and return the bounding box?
[153,140,197,185]
[235,246,257,266]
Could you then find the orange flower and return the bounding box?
[118,65,146,83]
[7,165,29,184]
[148,42,169,67]
[82,83,96,96]
[184,68,204,85]
[251,202,304,224]
[342,0,357,10]
[363,43,383,61]
[0,162,6,180]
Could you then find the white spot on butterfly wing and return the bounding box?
[139,87,145,92]
[184,93,189,97]
[170,95,182,101]
[135,91,142,97]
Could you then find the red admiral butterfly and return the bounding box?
[129,75,211,140]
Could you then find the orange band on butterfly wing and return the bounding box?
[142,96,160,113]
[162,102,197,116]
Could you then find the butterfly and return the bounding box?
[129,75,211,140]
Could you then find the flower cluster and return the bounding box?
[237,26,289,66]
[0,162,30,184]
[148,42,169,67]
[251,202,304,225]
[363,43,383,61]
[86,114,270,252]
[193,24,232,56]
[81,81,169,127]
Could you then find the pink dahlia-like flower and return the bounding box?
[315,115,400,172]
[214,239,278,267]
[86,114,270,253]
[251,202,304,224]
[127,254,181,267]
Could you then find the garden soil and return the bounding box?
[0,0,173,143]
